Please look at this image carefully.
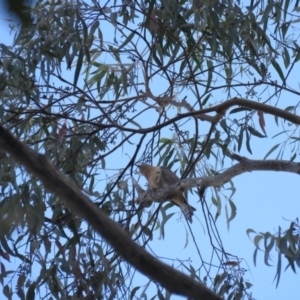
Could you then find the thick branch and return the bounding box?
[0,125,221,300]
[136,155,300,203]
[193,97,300,125]
[87,97,300,134]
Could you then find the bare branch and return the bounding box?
[86,97,300,134]
[136,155,300,204]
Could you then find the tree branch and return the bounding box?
[0,124,221,300]
[135,155,300,204]
[78,97,300,134]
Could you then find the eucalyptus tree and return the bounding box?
[1,0,300,299]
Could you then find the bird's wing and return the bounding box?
[160,166,180,184]
[160,166,196,210]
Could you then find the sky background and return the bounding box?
[0,1,300,300]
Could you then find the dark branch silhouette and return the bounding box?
[0,124,221,300]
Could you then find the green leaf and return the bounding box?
[110,12,117,26]
[163,147,175,167]
[154,43,164,65]
[143,227,153,240]
[157,289,165,300]
[282,47,290,68]
[126,117,141,129]
[213,195,222,221]
[226,200,237,225]
[16,287,25,300]
[157,143,172,166]
[229,107,252,114]
[205,60,213,94]
[290,152,296,161]
[274,249,282,288]
[89,21,100,40]
[0,238,15,257]
[118,32,135,50]
[253,248,258,267]
[247,126,265,138]
[264,143,279,159]
[246,228,256,239]
[245,130,252,154]
[220,119,230,136]
[238,127,244,152]
[201,94,211,107]
[101,158,106,169]
[214,272,227,288]
[0,73,6,92]
[261,3,273,31]
[130,286,140,300]
[3,285,11,299]
[73,49,83,90]
[183,225,189,249]
[89,175,95,193]
[26,282,36,300]
[254,235,263,248]
[271,59,286,85]
[265,237,275,265]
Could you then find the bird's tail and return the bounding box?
[182,203,196,223]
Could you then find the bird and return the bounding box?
[137,163,196,223]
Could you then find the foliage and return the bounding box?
[0,0,33,27]
[1,0,300,299]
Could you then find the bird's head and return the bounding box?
[136,163,154,177]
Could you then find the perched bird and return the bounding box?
[137,163,196,223]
